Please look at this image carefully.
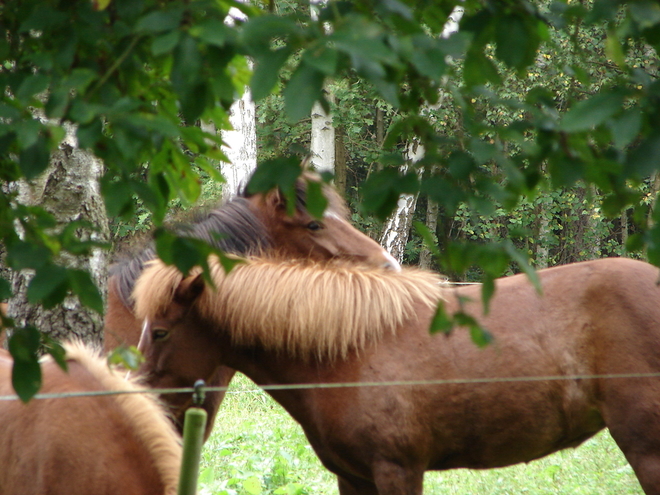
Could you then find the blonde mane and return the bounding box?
[134,258,445,361]
[59,342,181,495]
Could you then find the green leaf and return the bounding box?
[361,168,420,220]
[102,180,133,218]
[414,221,441,260]
[302,44,338,76]
[560,91,625,132]
[410,36,447,80]
[251,47,291,101]
[429,302,453,334]
[135,9,183,34]
[463,49,501,88]
[9,326,42,402]
[152,30,181,56]
[626,133,660,179]
[191,19,233,47]
[503,242,541,294]
[481,275,495,314]
[26,265,69,307]
[216,251,244,275]
[16,74,50,103]
[45,87,70,119]
[495,14,539,72]
[609,107,641,150]
[6,241,52,270]
[42,335,68,372]
[18,134,50,180]
[107,346,145,371]
[247,157,302,194]
[77,120,103,149]
[68,269,104,314]
[305,179,328,219]
[0,278,11,300]
[243,475,262,495]
[605,29,626,69]
[282,63,325,123]
[171,34,202,94]
[629,1,660,30]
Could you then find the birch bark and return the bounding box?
[379,7,464,263]
[7,123,110,347]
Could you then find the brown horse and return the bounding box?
[134,256,660,495]
[0,341,181,495]
[106,171,398,438]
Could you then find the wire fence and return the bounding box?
[3,370,660,402]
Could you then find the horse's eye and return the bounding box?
[152,328,170,342]
[306,221,322,231]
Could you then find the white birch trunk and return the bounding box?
[221,88,257,197]
[311,98,335,174]
[379,7,463,263]
[310,0,335,175]
[379,142,425,263]
[220,5,257,199]
[7,122,110,347]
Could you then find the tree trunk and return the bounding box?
[7,124,110,347]
[419,198,439,270]
[378,7,464,264]
[220,88,257,197]
[584,184,601,259]
[311,96,336,174]
[379,141,424,264]
[220,4,258,199]
[310,0,335,175]
[334,126,348,196]
[648,171,660,229]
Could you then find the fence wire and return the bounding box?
[2,370,660,402]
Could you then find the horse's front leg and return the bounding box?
[337,474,379,495]
[372,461,424,495]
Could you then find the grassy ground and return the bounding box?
[198,374,644,495]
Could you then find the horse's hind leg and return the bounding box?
[604,391,660,495]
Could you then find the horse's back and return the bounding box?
[0,345,178,495]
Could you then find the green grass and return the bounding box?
[198,374,644,495]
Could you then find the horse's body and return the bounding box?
[135,256,660,495]
[0,342,181,495]
[106,172,398,437]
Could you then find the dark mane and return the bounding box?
[110,197,271,309]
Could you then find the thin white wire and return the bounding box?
[1,370,660,402]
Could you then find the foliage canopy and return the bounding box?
[2,0,660,397]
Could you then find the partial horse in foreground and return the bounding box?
[136,256,660,495]
[0,342,180,495]
[106,170,398,438]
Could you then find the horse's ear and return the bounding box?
[174,273,205,305]
[264,188,286,211]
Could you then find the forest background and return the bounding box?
[2,0,660,397]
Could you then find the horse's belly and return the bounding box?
[426,379,605,470]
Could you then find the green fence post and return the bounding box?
[178,380,208,495]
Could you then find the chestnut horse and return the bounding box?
[135,256,660,495]
[106,171,398,438]
[0,342,181,495]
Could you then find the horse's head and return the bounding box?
[136,274,222,423]
[244,173,400,271]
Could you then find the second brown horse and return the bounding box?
[135,256,660,495]
[106,171,398,438]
